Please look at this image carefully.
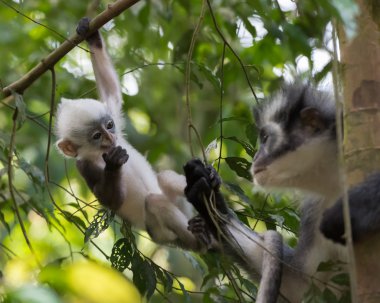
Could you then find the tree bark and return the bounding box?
[2,0,140,98]
[340,1,380,302]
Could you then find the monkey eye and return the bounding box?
[260,129,269,144]
[106,120,114,130]
[92,132,102,140]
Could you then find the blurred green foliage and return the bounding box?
[0,0,357,302]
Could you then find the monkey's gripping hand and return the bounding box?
[76,17,102,47]
[103,146,129,171]
[184,159,230,235]
[320,172,380,244]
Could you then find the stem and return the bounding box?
[331,20,358,303]
[2,0,140,97]
[185,0,207,159]
[217,43,226,171]
[7,107,41,267]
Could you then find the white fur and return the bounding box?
[253,135,341,199]
[261,91,287,124]
[55,34,204,251]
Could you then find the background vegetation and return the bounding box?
[0,0,357,302]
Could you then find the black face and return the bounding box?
[253,122,294,173]
[87,115,116,148]
[253,85,334,172]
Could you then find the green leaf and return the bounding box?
[155,268,173,293]
[29,187,54,220]
[110,238,134,272]
[142,261,157,299]
[131,255,156,299]
[0,209,10,234]
[177,280,191,303]
[277,207,300,231]
[314,61,332,83]
[317,260,345,273]
[322,287,339,302]
[61,210,86,230]
[205,139,218,158]
[225,157,252,181]
[331,273,350,286]
[224,182,251,205]
[0,131,9,151]
[241,16,257,38]
[138,1,151,26]
[84,209,114,243]
[195,63,221,91]
[17,158,45,186]
[245,123,258,147]
[224,136,255,157]
[12,92,26,130]
[173,29,193,61]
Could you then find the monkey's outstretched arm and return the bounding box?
[77,146,129,211]
[320,172,380,244]
[76,18,123,114]
[184,159,283,303]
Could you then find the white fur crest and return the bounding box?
[55,97,109,140]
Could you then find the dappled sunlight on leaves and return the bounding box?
[39,261,142,303]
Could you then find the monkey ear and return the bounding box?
[300,107,326,131]
[56,139,79,158]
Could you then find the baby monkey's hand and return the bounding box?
[103,146,129,171]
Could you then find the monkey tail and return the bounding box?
[256,230,283,303]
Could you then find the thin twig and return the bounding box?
[206,0,257,102]
[185,0,207,160]
[331,20,358,303]
[2,0,140,97]
[0,99,49,130]
[222,264,245,303]
[64,160,91,223]
[217,43,226,171]
[0,243,18,257]
[7,106,41,267]
[0,0,88,53]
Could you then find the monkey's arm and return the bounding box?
[77,146,129,211]
[76,18,123,113]
[320,172,380,244]
[184,159,284,303]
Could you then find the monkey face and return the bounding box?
[87,116,117,152]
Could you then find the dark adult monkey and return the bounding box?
[184,84,380,302]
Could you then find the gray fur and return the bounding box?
[185,83,353,302]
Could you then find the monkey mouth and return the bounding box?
[101,143,116,152]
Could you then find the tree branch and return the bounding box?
[2,0,140,98]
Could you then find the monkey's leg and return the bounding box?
[157,170,187,201]
[145,193,210,252]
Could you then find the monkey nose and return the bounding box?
[102,131,115,146]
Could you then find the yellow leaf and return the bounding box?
[66,262,142,303]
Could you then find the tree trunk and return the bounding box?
[339,1,380,302]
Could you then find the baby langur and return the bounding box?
[185,84,380,302]
[55,18,206,251]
